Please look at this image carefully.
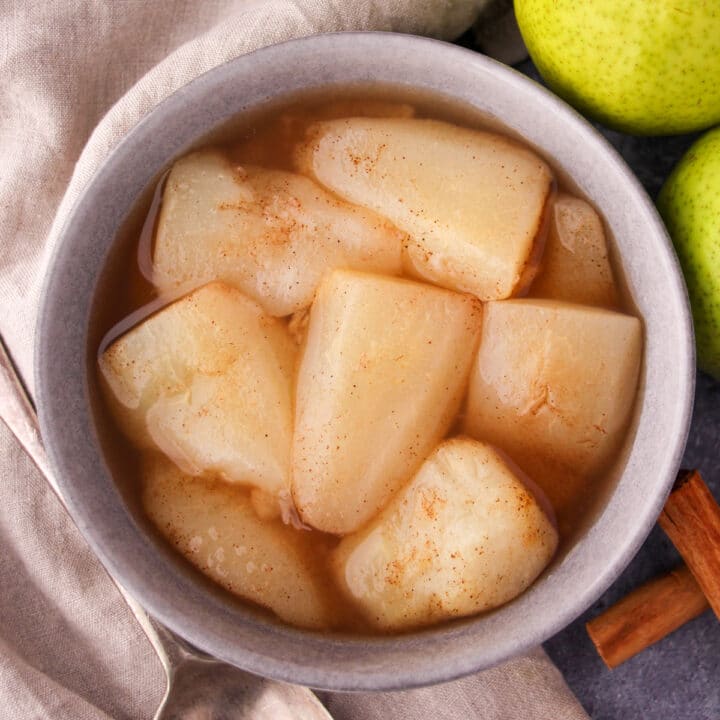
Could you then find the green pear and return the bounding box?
[658,127,720,379]
[515,1,720,135]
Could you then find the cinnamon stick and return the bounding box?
[586,565,709,669]
[659,469,720,620]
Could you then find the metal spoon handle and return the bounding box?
[0,337,179,654]
[0,342,54,486]
[0,344,171,647]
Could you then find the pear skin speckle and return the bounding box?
[516,1,720,135]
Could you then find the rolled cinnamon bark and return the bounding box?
[586,565,709,669]
[659,469,720,620]
[587,469,720,668]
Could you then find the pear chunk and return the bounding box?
[530,194,619,308]
[142,455,334,629]
[463,299,642,529]
[153,150,403,316]
[99,282,296,499]
[333,438,558,630]
[295,118,553,300]
[292,270,483,535]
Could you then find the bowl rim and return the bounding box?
[35,31,695,691]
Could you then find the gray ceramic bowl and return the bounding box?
[36,32,694,691]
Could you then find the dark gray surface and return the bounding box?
[506,56,720,720]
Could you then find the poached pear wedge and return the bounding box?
[463,299,642,530]
[153,150,404,316]
[333,437,558,630]
[99,282,296,500]
[142,455,335,629]
[295,117,553,301]
[292,270,483,535]
[530,194,618,308]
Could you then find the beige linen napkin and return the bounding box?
[0,2,590,718]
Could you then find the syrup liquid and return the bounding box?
[89,86,640,633]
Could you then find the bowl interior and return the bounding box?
[36,32,694,691]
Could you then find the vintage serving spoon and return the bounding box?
[0,336,332,720]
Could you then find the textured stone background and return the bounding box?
[511,52,720,720]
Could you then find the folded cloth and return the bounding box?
[0,1,589,718]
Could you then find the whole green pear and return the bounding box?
[515,0,720,135]
[658,127,720,379]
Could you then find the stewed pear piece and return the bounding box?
[530,194,618,308]
[463,299,642,528]
[99,282,296,499]
[142,455,334,629]
[292,270,483,535]
[295,117,553,300]
[153,150,403,316]
[332,438,558,630]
